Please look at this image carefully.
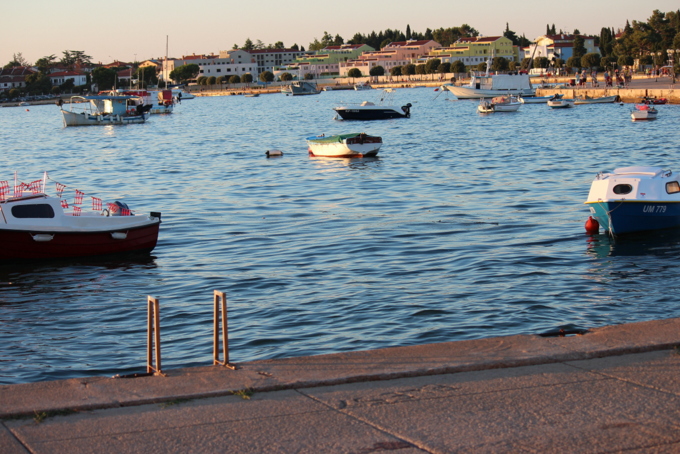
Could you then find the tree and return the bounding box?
[437,62,451,73]
[566,56,582,69]
[228,75,241,84]
[216,76,224,84]
[59,79,75,92]
[242,73,253,83]
[274,41,285,49]
[369,65,385,76]
[503,23,519,46]
[61,50,91,69]
[133,66,158,88]
[347,68,362,79]
[390,66,402,76]
[35,55,57,73]
[280,72,293,81]
[207,76,217,85]
[451,60,466,73]
[492,57,509,71]
[304,73,314,80]
[572,36,587,58]
[406,24,412,40]
[581,52,601,69]
[25,73,52,94]
[618,55,634,66]
[415,64,426,75]
[197,76,207,85]
[259,71,274,82]
[425,58,441,74]
[402,63,416,76]
[169,64,200,84]
[243,38,254,51]
[91,67,117,90]
[4,52,29,69]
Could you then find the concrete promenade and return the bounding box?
[2,317,680,453]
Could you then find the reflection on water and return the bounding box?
[586,229,680,258]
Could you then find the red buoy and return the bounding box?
[585,216,599,234]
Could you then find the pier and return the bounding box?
[2,317,679,452]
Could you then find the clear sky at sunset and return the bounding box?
[2,0,678,66]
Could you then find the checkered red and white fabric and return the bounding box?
[72,206,81,216]
[56,182,66,197]
[74,190,84,205]
[61,200,69,209]
[0,181,9,201]
[91,197,102,211]
[107,203,119,214]
[13,184,22,198]
[28,180,42,194]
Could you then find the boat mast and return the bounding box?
[165,35,168,88]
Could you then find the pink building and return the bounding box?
[339,40,441,77]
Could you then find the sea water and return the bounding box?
[1,89,679,384]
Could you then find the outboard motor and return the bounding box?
[401,103,412,118]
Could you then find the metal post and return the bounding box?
[213,290,236,369]
[147,296,163,375]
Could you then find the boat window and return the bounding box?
[11,204,55,218]
[667,181,680,194]
[612,184,633,195]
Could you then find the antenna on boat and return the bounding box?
[42,171,47,194]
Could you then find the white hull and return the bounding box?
[574,95,618,105]
[478,96,521,113]
[519,95,560,104]
[149,105,173,114]
[447,85,534,99]
[547,99,575,108]
[61,110,148,126]
[307,142,381,157]
[631,111,658,121]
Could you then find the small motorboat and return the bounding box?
[478,96,521,113]
[585,166,680,235]
[519,94,563,104]
[244,93,259,97]
[282,81,320,96]
[547,97,575,108]
[641,96,667,105]
[306,133,382,158]
[0,174,161,259]
[334,89,411,120]
[631,104,658,121]
[354,83,371,91]
[574,95,618,105]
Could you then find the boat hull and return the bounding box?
[574,96,618,105]
[588,201,680,235]
[0,222,160,259]
[547,100,575,108]
[307,134,382,158]
[61,110,148,126]
[334,107,408,120]
[631,111,657,121]
[443,83,534,99]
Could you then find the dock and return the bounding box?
[2,317,679,453]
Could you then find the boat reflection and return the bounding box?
[586,230,680,258]
[308,155,382,171]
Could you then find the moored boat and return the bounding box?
[519,94,563,104]
[574,95,618,105]
[641,96,667,105]
[306,133,382,158]
[334,89,411,120]
[60,95,151,126]
[354,82,371,90]
[478,95,521,113]
[102,89,175,114]
[0,174,161,259]
[282,81,320,96]
[585,166,680,235]
[547,98,575,108]
[631,104,658,121]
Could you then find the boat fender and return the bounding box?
[585,216,599,234]
[102,209,110,217]
[266,149,283,157]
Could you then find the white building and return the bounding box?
[161,51,257,83]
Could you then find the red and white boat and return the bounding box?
[631,104,658,121]
[0,175,161,260]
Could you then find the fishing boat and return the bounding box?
[281,81,320,96]
[547,98,575,108]
[477,95,521,113]
[574,95,618,105]
[334,89,411,120]
[519,94,563,104]
[631,104,658,121]
[585,166,680,235]
[101,89,175,114]
[441,55,534,99]
[306,133,382,158]
[0,174,161,259]
[60,95,151,126]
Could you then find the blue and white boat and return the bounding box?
[585,166,680,235]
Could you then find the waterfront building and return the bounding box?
[161,52,257,83]
[338,40,440,77]
[424,36,517,66]
[522,34,598,62]
[48,71,88,87]
[274,44,374,79]
[0,67,36,93]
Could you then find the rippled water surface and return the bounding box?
[1,89,680,384]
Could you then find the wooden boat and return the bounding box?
[334,89,411,120]
[547,98,575,108]
[60,95,151,126]
[306,133,382,158]
[0,175,161,259]
[478,96,521,113]
[585,166,680,235]
[631,104,658,121]
[574,95,618,105]
[519,94,562,104]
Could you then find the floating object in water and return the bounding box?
[266,149,283,157]
[584,216,599,234]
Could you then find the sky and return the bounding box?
[2,0,678,66]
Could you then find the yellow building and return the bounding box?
[426,36,517,66]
